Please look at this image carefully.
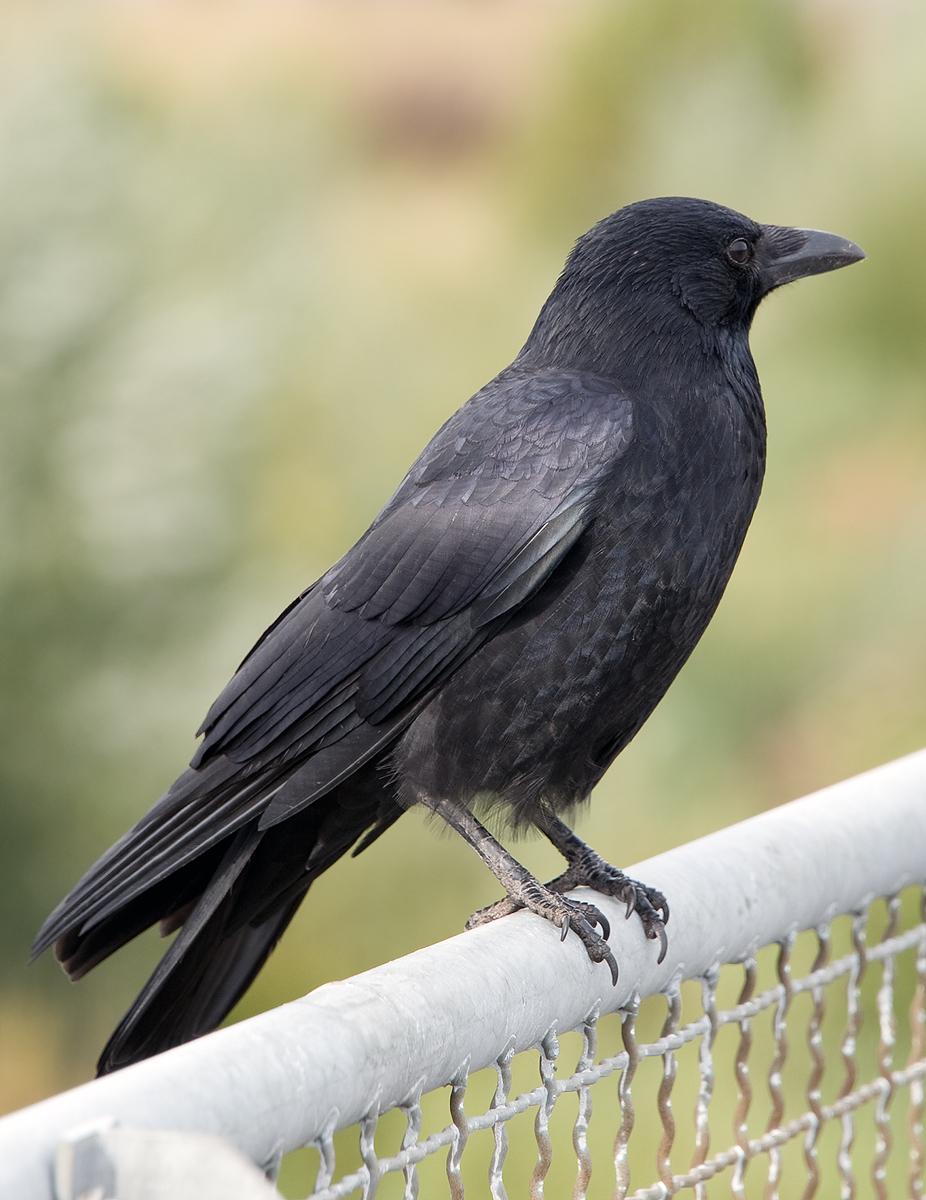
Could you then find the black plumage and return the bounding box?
[33,197,863,1075]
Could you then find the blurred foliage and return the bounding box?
[0,4,924,1190]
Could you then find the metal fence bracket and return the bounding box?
[54,1123,278,1200]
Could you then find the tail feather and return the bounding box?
[54,838,231,981]
[89,758,402,1073]
[31,756,277,961]
[96,822,284,1074]
[98,892,305,1074]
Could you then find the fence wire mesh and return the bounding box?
[296,887,926,1200]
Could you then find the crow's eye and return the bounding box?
[727,238,752,265]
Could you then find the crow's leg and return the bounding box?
[420,795,619,985]
[470,813,669,963]
[537,811,669,964]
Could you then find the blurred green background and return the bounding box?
[0,0,924,1188]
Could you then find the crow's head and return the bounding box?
[522,196,863,377]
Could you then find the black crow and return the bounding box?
[33,197,864,1075]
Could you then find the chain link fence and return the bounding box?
[306,892,926,1198]
[2,749,925,1199]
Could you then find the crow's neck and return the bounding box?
[517,282,759,403]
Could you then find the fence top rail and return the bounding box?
[2,747,926,1198]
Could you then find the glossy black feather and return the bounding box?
[194,369,630,769]
[33,197,862,1075]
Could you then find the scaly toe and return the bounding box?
[465,894,525,930]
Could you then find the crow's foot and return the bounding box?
[464,894,523,926]
[546,849,668,964]
[466,883,618,984]
[418,793,621,985]
[535,814,669,965]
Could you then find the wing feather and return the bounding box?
[196,370,631,772]
[36,369,634,957]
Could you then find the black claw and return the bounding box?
[656,925,668,964]
[624,894,635,920]
[597,911,611,941]
[560,915,570,942]
[660,899,670,924]
[605,952,619,987]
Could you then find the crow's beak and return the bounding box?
[759,225,865,290]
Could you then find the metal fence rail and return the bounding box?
[2,749,926,1198]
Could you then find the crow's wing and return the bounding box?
[320,371,632,625]
[198,369,632,766]
[33,370,632,954]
